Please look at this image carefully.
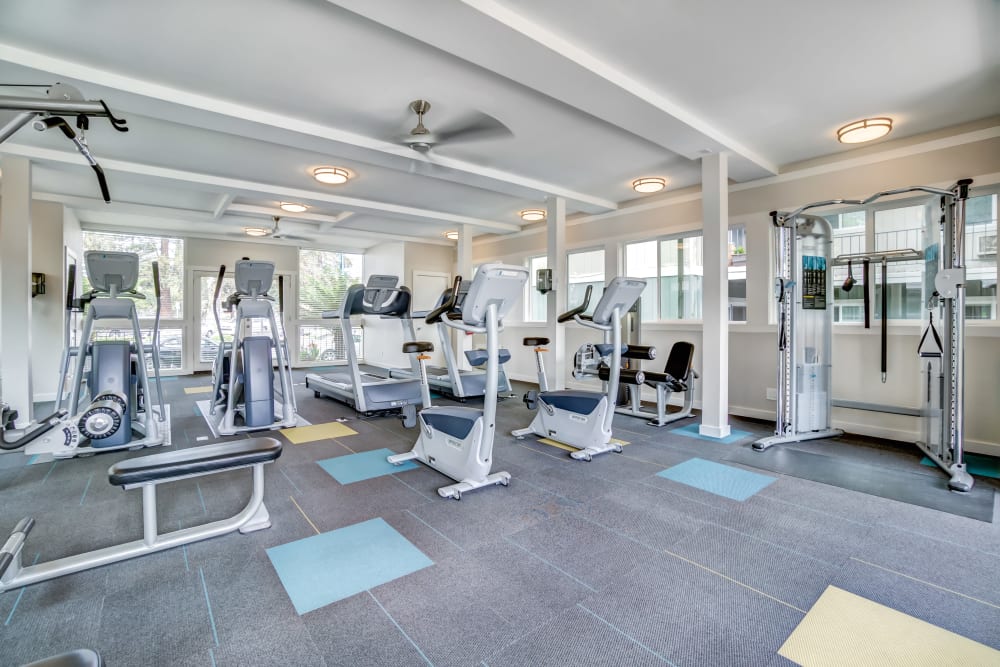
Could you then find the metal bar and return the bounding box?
[830,398,921,417]
[832,249,923,265]
[0,96,108,115]
[0,111,34,144]
[142,484,157,547]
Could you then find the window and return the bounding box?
[567,249,605,316]
[728,224,747,322]
[298,249,363,362]
[821,188,998,322]
[526,255,547,321]
[625,233,704,321]
[965,192,998,320]
[83,232,185,371]
[82,231,184,319]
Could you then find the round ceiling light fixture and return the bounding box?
[444,230,459,240]
[279,202,308,213]
[837,117,892,144]
[520,209,546,222]
[632,177,666,194]
[243,227,271,237]
[313,166,351,184]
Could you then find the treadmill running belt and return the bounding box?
[726,445,994,522]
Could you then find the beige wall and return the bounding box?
[28,202,65,399]
[475,130,1000,454]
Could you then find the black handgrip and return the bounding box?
[212,265,226,304]
[881,257,888,379]
[863,259,871,329]
[38,116,76,139]
[278,275,285,316]
[93,163,111,203]
[152,261,161,299]
[557,285,592,323]
[66,263,77,311]
[426,276,462,324]
[100,100,129,131]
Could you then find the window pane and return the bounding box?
[298,324,362,362]
[728,225,747,322]
[527,256,548,321]
[568,249,605,316]
[625,240,658,321]
[92,327,184,371]
[659,235,702,320]
[298,249,363,319]
[964,193,997,320]
[874,204,928,320]
[826,211,866,323]
[82,232,184,319]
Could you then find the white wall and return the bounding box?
[29,201,65,400]
[476,129,1000,455]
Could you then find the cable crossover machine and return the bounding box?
[753,179,976,492]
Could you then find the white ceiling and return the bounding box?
[0,0,997,248]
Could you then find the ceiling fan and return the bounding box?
[268,216,313,242]
[399,99,513,152]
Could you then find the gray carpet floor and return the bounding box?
[1,373,998,666]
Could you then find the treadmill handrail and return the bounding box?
[426,276,462,324]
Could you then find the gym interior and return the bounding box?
[0,2,999,666]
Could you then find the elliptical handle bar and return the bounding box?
[212,265,226,345]
[150,261,166,421]
[426,276,462,324]
[557,285,592,323]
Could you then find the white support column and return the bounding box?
[0,156,34,425]
[699,152,730,438]
[455,224,474,369]
[546,197,567,390]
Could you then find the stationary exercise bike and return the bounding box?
[208,260,298,435]
[513,277,647,461]
[388,264,528,499]
[1,251,170,458]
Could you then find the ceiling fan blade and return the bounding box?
[435,112,513,144]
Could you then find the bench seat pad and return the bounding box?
[108,438,282,486]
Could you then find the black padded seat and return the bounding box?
[420,406,482,439]
[644,342,694,391]
[108,438,282,486]
[464,348,511,366]
[523,337,549,346]
[540,390,603,415]
[402,341,434,354]
[22,649,103,667]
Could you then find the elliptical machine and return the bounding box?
[513,277,647,461]
[388,264,528,499]
[1,251,170,457]
[208,260,298,435]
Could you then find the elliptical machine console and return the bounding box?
[388,264,528,499]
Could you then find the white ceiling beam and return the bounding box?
[211,193,234,219]
[227,203,355,229]
[328,0,778,180]
[4,142,521,233]
[0,41,617,212]
[34,192,453,247]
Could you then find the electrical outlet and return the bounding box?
[765,387,777,401]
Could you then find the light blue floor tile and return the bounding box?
[671,423,753,444]
[318,447,418,484]
[266,517,433,615]
[657,457,776,501]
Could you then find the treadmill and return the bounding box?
[389,281,513,400]
[305,275,424,427]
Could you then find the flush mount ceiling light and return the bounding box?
[243,227,271,237]
[632,177,666,194]
[313,166,351,184]
[444,230,459,240]
[837,117,892,144]
[520,209,546,222]
[279,202,308,213]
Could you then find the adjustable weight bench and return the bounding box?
[0,438,281,592]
